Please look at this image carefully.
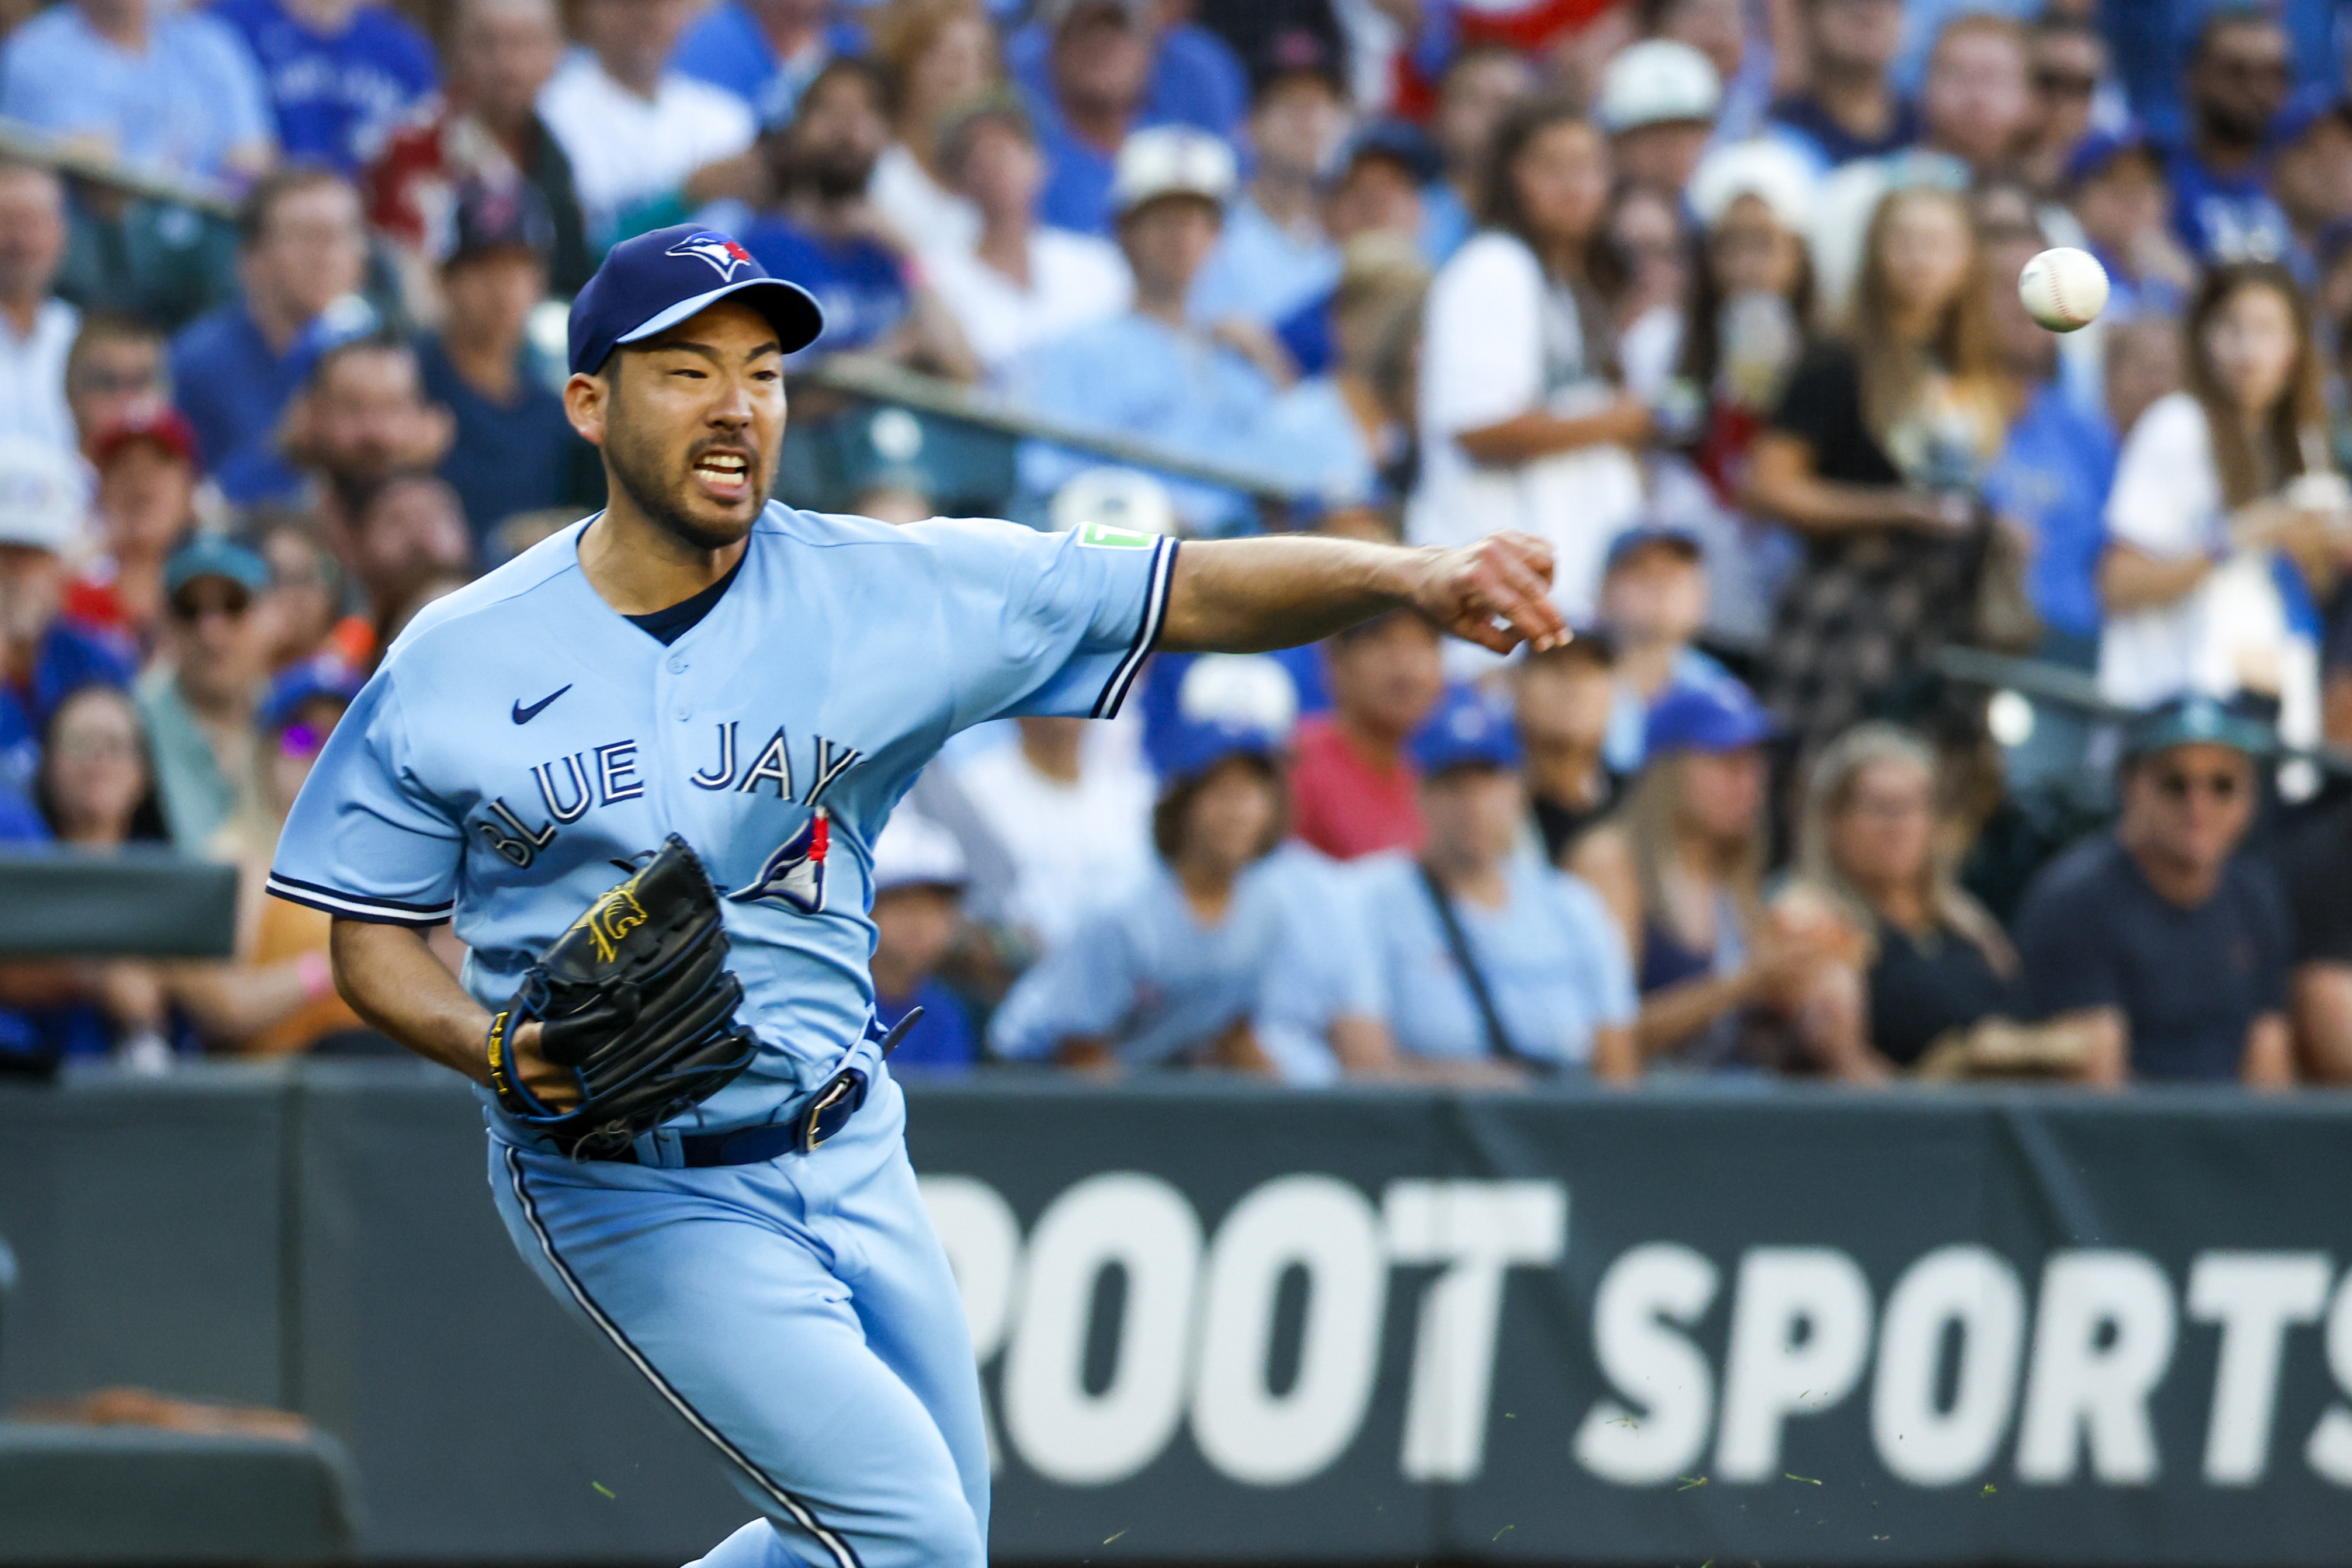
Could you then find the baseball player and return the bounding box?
[268,223,1564,1568]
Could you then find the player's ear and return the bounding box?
[564,369,609,448]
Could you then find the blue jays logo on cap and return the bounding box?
[668,232,756,281]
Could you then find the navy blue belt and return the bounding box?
[602,1008,920,1167]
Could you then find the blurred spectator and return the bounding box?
[2102,311,2183,440]
[1262,234,1426,507]
[924,98,1132,382]
[952,715,1153,949]
[1643,139,1816,648]
[2014,695,2294,1085]
[1609,181,1692,398]
[1596,524,1736,773]
[1355,685,1638,1080]
[1268,119,1439,379]
[1746,185,2011,762]
[182,655,371,1054]
[1288,608,1443,860]
[1768,0,1919,167]
[866,0,1000,254]
[2269,91,2352,266]
[1250,831,1394,1083]
[369,0,592,299]
[2063,128,2196,321]
[740,58,979,377]
[348,473,473,632]
[1796,722,2019,1072]
[1513,631,1622,863]
[1642,0,1768,140]
[991,718,1289,1075]
[2274,778,2352,1081]
[866,809,981,1074]
[213,0,436,177]
[1597,39,1720,199]
[32,684,164,845]
[1188,30,1351,327]
[66,405,200,654]
[250,512,360,670]
[2164,5,2294,267]
[0,0,275,184]
[1573,681,1875,1077]
[63,314,167,463]
[674,0,863,127]
[0,439,133,797]
[2099,263,2340,754]
[375,565,469,649]
[2018,12,2108,195]
[277,334,456,532]
[1410,97,1647,641]
[137,536,272,849]
[416,181,588,548]
[54,187,241,335]
[169,167,373,497]
[536,0,756,245]
[0,161,76,460]
[1018,0,1231,236]
[1422,43,1538,264]
[1014,126,1278,533]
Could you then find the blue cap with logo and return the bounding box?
[164,534,270,599]
[2121,693,2278,760]
[2063,123,2157,187]
[1157,715,1285,789]
[568,224,825,376]
[1411,685,1522,776]
[261,654,365,732]
[1645,679,1776,757]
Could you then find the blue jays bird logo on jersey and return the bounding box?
[732,808,829,914]
[668,233,755,280]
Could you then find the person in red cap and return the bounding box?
[65,401,201,654]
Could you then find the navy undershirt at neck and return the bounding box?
[626,555,745,646]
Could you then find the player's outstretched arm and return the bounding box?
[1156,532,1567,657]
[329,920,577,1106]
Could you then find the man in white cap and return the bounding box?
[1598,39,1723,198]
[0,438,131,796]
[1011,124,1283,535]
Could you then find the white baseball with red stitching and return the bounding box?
[2018,247,2111,333]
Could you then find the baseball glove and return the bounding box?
[487,834,758,1157]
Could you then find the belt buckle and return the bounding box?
[796,1069,865,1153]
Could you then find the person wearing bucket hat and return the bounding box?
[2013,694,2294,1087]
[141,535,274,851]
[990,714,1299,1075]
[1346,685,1638,1081]
[1572,680,1877,1078]
[277,182,1567,1568]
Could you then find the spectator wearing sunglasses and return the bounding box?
[2013,696,2295,1086]
[137,536,273,851]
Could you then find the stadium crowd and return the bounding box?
[0,0,2349,1087]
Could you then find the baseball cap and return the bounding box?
[1334,117,1444,187]
[2120,693,2278,761]
[1645,680,1777,757]
[871,810,970,894]
[1156,714,1285,788]
[1598,40,1722,133]
[1051,466,1177,537]
[0,438,85,553]
[1251,27,1343,99]
[440,176,555,268]
[1687,137,1819,231]
[164,534,270,599]
[91,402,200,473]
[1110,127,1237,218]
[1604,523,1704,577]
[261,654,365,732]
[2063,124,2160,188]
[1411,685,1523,777]
[567,223,825,377]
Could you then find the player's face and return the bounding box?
[578,300,786,550]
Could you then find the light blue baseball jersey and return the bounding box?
[1351,849,1638,1066]
[1252,842,1383,1086]
[270,504,1177,1130]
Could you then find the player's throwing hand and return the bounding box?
[1408,530,1567,654]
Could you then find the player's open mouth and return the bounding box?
[691,450,754,502]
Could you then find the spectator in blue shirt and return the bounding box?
[414,179,591,549]
[1354,685,1640,1080]
[2063,129,2198,322]
[866,809,982,1076]
[168,168,374,495]
[0,0,276,184]
[0,439,135,801]
[2163,6,2297,266]
[1767,0,1920,167]
[1014,125,1281,534]
[672,0,867,127]
[1595,525,1740,776]
[213,0,438,177]
[1188,29,1350,328]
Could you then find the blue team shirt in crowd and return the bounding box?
[670,1,868,126]
[416,336,582,547]
[1766,95,1923,168]
[1251,843,1384,1085]
[1980,381,2119,642]
[0,4,275,181]
[2163,140,2300,268]
[1188,196,1341,328]
[270,506,1175,1132]
[1010,22,1241,235]
[736,218,910,358]
[1352,851,1638,1067]
[876,976,979,1074]
[212,0,436,175]
[169,304,305,499]
[0,621,136,800]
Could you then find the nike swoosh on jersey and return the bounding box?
[511,685,573,724]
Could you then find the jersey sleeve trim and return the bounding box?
[265,872,456,927]
[1090,535,1177,720]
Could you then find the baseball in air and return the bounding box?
[2017,247,2110,332]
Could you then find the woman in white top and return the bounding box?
[866,0,997,252]
[1408,95,1650,640]
[2100,262,2345,753]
